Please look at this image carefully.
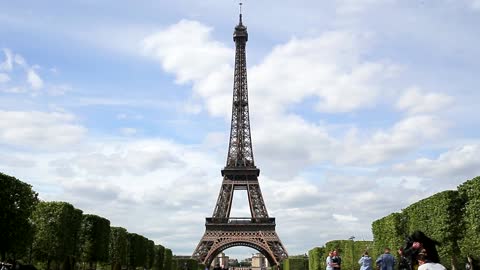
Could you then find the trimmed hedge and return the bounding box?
[371,213,406,256]
[308,247,324,270]
[164,248,173,270]
[283,257,308,270]
[324,241,375,270]
[403,190,463,268]
[372,176,480,270]
[173,258,199,270]
[457,176,480,261]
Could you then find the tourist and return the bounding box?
[416,249,446,270]
[376,248,396,270]
[403,231,440,266]
[326,251,334,270]
[358,251,373,270]
[332,250,342,270]
[398,248,411,270]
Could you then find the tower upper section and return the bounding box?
[223,12,259,177]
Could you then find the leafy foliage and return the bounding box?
[0,172,39,260]
[147,240,156,269]
[308,247,325,270]
[172,258,198,270]
[110,227,128,268]
[79,214,111,265]
[283,256,308,270]
[164,248,173,270]
[31,201,83,269]
[402,190,463,267]
[371,213,407,256]
[372,178,480,269]
[155,245,166,270]
[324,240,375,270]
[457,176,480,260]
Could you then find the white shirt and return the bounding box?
[418,263,447,270]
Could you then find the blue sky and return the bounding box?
[1,0,480,260]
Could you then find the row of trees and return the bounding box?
[0,172,173,270]
[371,176,480,269]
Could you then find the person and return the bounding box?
[376,248,396,270]
[326,251,334,270]
[417,249,446,270]
[403,231,440,266]
[358,251,373,270]
[332,250,342,270]
[398,248,411,270]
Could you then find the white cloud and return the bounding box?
[333,213,359,222]
[143,22,401,117]
[338,115,447,165]
[0,48,14,71]
[396,86,453,115]
[335,0,395,14]
[250,31,400,114]
[27,68,44,90]
[47,84,71,96]
[0,110,86,148]
[120,127,138,136]
[391,144,480,182]
[467,0,480,10]
[142,20,233,117]
[0,73,10,83]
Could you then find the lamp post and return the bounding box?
[349,236,355,270]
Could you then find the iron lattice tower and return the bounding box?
[192,11,288,266]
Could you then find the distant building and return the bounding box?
[229,259,239,267]
[211,252,230,268]
[251,253,269,270]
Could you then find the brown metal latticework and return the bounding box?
[192,13,288,266]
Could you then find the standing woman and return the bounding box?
[359,251,373,270]
[327,251,334,270]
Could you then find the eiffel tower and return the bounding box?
[192,8,288,267]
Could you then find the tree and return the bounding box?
[164,249,173,270]
[154,245,165,270]
[127,233,147,270]
[31,201,83,270]
[457,176,480,261]
[110,227,128,270]
[308,247,325,270]
[403,190,463,269]
[146,240,155,269]
[0,172,39,261]
[372,213,407,256]
[79,214,111,269]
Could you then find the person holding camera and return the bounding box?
[359,251,373,270]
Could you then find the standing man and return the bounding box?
[332,250,342,270]
[376,248,396,270]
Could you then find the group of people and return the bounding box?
[327,231,447,270]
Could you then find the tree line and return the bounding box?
[0,172,173,270]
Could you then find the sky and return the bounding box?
[1,0,480,260]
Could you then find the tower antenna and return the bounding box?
[239,1,243,24]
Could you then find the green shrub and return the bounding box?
[457,176,480,261]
